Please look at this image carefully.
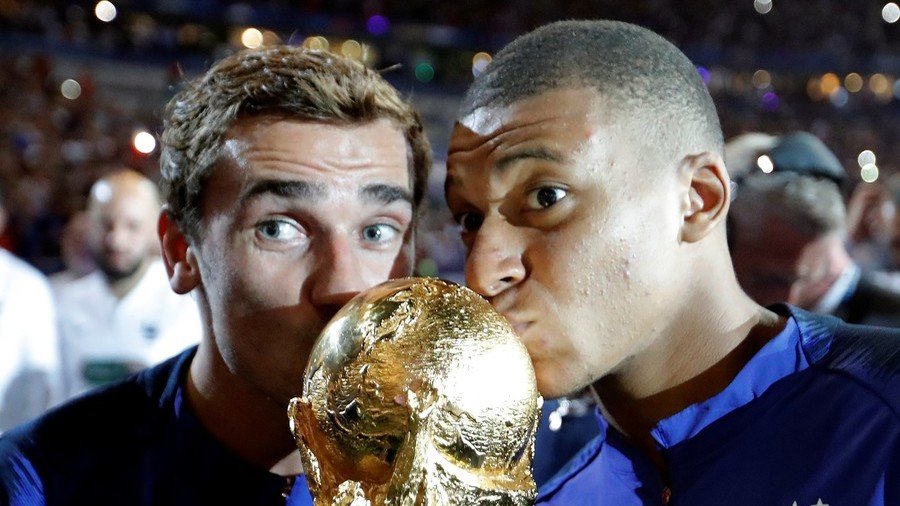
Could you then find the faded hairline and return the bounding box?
[458,20,724,159]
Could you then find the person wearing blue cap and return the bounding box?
[445,19,900,505]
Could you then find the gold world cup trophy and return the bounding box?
[288,278,542,505]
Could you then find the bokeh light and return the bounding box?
[844,73,863,93]
[858,150,877,167]
[133,131,156,154]
[303,36,330,51]
[341,39,363,60]
[820,72,840,95]
[94,1,117,22]
[761,91,779,110]
[60,79,82,100]
[415,62,435,83]
[367,15,390,35]
[262,30,280,46]
[752,69,771,89]
[861,163,880,183]
[757,155,774,173]
[883,2,900,23]
[754,0,773,14]
[241,28,263,49]
[869,73,893,102]
[829,87,849,107]
[806,77,824,101]
[472,52,492,77]
[696,66,711,85]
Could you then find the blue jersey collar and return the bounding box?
[651,316,804,449]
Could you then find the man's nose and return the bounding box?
[308,234,373,312]
[465,216,526,298]
[104,224,128,249]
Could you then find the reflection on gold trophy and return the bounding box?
[288,278,542,505]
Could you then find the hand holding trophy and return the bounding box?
[288,278,542,505]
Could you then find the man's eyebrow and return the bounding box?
[361,183,413,206]
[241,179,325,202]
[495,146,566,173]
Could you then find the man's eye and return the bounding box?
[256,220,303,241]
[361,223,399,244]
[526,186,568,210]
[455,212,484,233]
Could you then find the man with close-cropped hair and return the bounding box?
[446,20,899,504]
[0,45,431,505]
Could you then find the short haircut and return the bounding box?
[730,173,847,244]
[161,45,432,239]
[458,20,723,160]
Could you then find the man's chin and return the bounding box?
[98,259,143,282]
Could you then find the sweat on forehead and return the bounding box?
[458,20,724,156]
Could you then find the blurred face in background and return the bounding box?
[88,173,161,282]
[731,216,809,307]
[60,211,96,277]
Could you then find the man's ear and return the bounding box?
[678,152,730,243]
[158,209,201,294]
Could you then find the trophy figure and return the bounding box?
[288,278,542,505]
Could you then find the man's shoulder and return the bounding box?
[0,350,191,477]
[54,270,105,305]
[0,250,51,297]
[792,306,900,412]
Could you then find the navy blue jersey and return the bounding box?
[534,397,601,487]
[0,348,313,505]
[537,306,900,505]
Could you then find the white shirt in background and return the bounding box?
[0,249,60,433]
[55,259,202,399]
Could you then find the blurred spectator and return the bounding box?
[887,174,900,272]
[847,181,896,271]
[54,169,201,399]
[0,185,60,433]
[730,132,900,326]
[48,211,94,290]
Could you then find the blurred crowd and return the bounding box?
[0,54,161,273]
[2,1,897,65]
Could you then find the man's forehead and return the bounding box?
[456,87,607,139]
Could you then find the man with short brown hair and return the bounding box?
[0,45,431,505]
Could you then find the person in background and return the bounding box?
[445,20,899,504]
[0,44,431,505]
[53,169,202,400]
[847,178,896,271]
[0,185,60,433]
[48,211,95,291]
[730,132,900,327]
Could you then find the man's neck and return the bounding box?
[593,287,786,473]
[186,342,303,475]
[105,260,151,299]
